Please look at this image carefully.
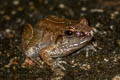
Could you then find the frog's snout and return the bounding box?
[83,30,93,37]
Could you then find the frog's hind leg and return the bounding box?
[22,56,43,68]
[22,24,33,50]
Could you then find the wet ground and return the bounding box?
[0,0,120,80]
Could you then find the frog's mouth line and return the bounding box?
[68,36,92,48]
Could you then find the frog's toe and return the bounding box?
[52,58,67,70]
[56,58,67,64]
[83,45,96,57]
[77,45,96,57]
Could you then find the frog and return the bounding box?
[22,16,93,70]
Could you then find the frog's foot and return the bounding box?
[85,45,96,57]
[22,56,43,68]
[77,45,96,57]
[21,58,35,68]
[51,58,67,70]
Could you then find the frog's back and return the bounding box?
[22,16,66,52]
[37,16,79,30]
[36,16,79,42]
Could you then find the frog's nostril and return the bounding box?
[84,30,93,36]
[77,31,85,37]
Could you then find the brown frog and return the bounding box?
[22,16,93,70]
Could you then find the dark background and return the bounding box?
[0,0,120,80]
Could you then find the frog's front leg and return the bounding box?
[40,45,66,70]
[76,44,96,58]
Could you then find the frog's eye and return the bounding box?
[65,29,74,36]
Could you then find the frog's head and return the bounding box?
[54,18,93,57]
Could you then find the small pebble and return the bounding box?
[13,0,20,5]
[81,7,87,11]
[59,4,65,9]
